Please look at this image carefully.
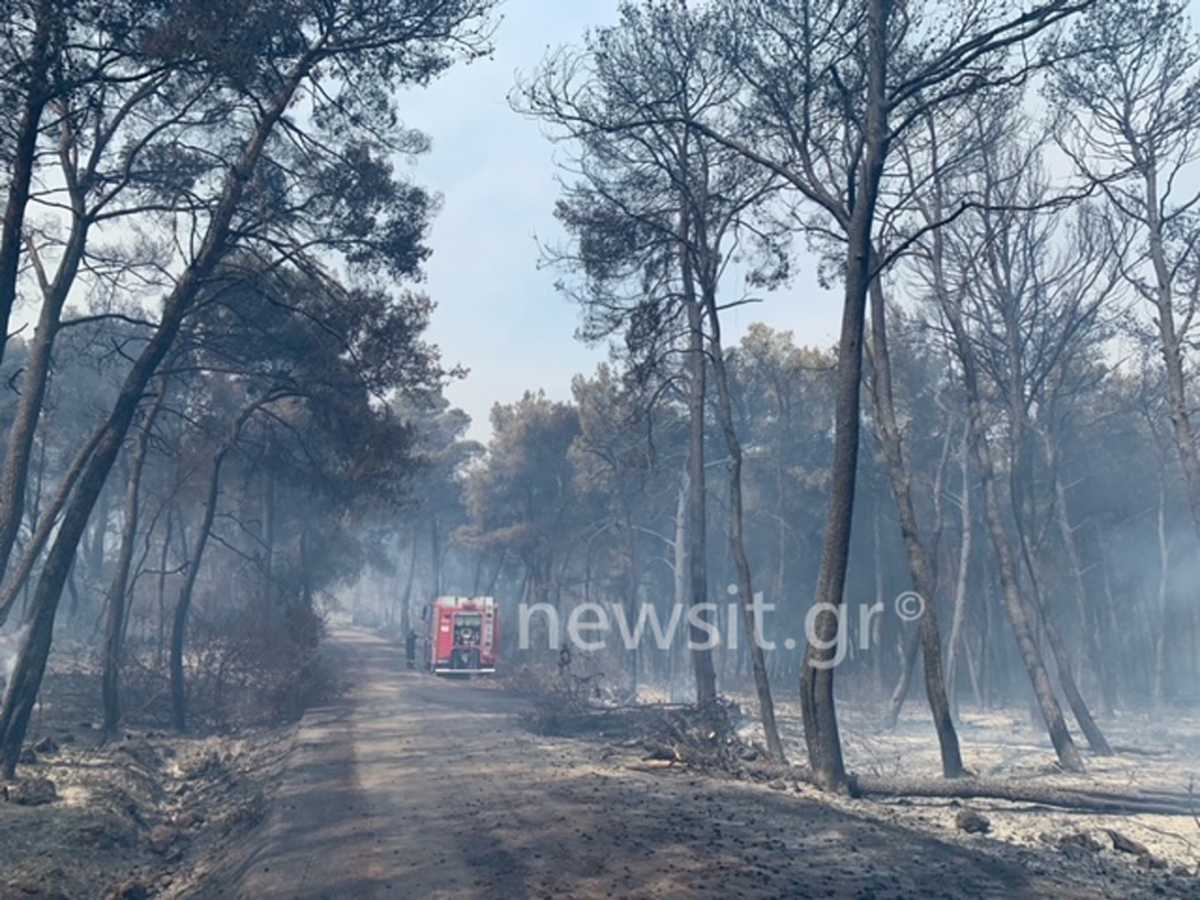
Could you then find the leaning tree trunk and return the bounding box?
[1007,409,1111,756]
[0,331,178,776]
[0,6,52,373]
[0,140,96,586]
[881,386,954,731]
[0,71,308,777]
[928,173,1085,773]
[865,278,964,777]
[1044,612,1113,753]
[102,386,166,738]
[1045,433,1113,714]
[0,424,105,630]
[703,283,786,763]
[955,341,1085,773]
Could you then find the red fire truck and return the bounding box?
[427,596,499,675]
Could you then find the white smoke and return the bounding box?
[0,626,28,692]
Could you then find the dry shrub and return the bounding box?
[187,602,337,729]
[115,600,338,733]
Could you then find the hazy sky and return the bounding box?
[400,0,842,440]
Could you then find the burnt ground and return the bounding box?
[0,714,294,899]
[0,644,302,900]
[209,629,1197,899]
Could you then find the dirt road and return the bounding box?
[226,630,1186,899]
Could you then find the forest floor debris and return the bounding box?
[521,678,1200,893]
[234,629,1199,899]
[9,634,1199,898]
[0,665,300,900]
[800,700,1200,876]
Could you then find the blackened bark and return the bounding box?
[170,444,230,732]
[865,278,964,777]
[682,230,717,707]
[800,0,890,793]
[945,427,973,720]
[1005,378,1110,754]
[703,286,786,762]
[0,226,86,585]
[0,424,104,630]
[102,387,166,737]
[953,327,1085,773]
[0,5,52,371]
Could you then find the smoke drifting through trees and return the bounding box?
[0,0,498,777]
[367,0,1198,792]
[0,0,1198,857]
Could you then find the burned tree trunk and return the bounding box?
[170,445,227,733]
[0,425,105,630]
[801,0,889,791]
[1007,405,1110,755]
[102,387,166,738]
[0,4,52,372]
[682,234,717,708]
[865,278,964,777]
[952,329,1085,773]
[945,427,973,720]
[703,284,786,763]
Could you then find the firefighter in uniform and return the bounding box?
[405,628,417,669]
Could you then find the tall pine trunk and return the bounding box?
[681,232,717,707]
[703,285,785,762]
[102,387,166,737]
[0,4,52,372]
[800,0,889,792]
[865,278,964,777]
[956,339,1084,773]
[171,446,229,732]
[945,427,973,721]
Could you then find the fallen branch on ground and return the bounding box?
[633,758,1200,817]
[847,774,1200,817]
